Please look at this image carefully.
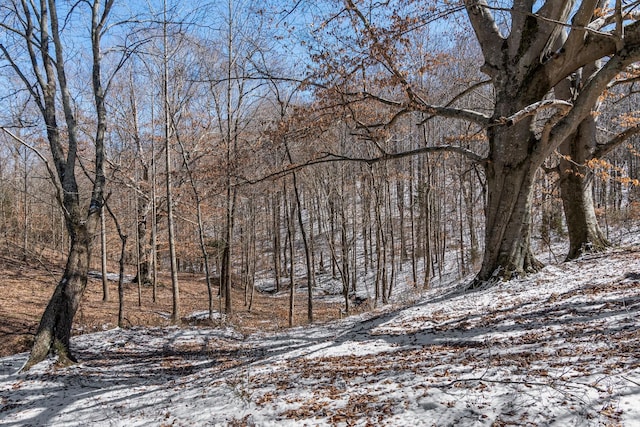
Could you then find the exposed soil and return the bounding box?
[0,244,348,358]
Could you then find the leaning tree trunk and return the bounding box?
[14,0,110,371]
[22,219,97,371]
[558,115,609,260]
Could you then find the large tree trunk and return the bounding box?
[474,120,545,285]
[461,0,627,286]
[559,116,609,260]
[22,222,95,371]
[477,162,543,283]
[554,60,610,261]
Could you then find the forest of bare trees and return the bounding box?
[1,0,640,369]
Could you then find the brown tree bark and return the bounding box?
[553,52,614,261]
[12,0,112,370]
[558,115,610,260]
[463,1,639,285]
[23,222,97,370]
[102,202,127,329]
[162,0,180,323]
[271,193,282,292]
[284,185,296,327]
[100,209,110,302]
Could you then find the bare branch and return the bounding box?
[540,105,573,150]
[563,0,612,64]
[463,0,504,71]
[495,99,573,127]
[518,0,576,67]
[593,123,640,158]
[615,0,625,51]
[607,64,640,88]
[240,144,485,185]
[420,80,492,125]
[341,87,493,128]
[549,42,640,150]
[0,126,68,219]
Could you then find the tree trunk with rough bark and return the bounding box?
[558,116,610,260]
[472,70,550,284]
[23,217,98,370]
[4,0,113,370]
[478,145,544,282]
[466,7,561,284]
[463,0,637,285]
[100,210,109,302]
[553,56,612,261]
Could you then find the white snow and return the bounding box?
[2,245,640,426]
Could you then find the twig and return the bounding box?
[621,376,640,387]
[444,377,550,388]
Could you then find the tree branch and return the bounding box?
[0,126,68,220]
[516,0,576,67]
[549,41,640,150]
[419,80,493,126]
[463,0,504,72]
[558,0,600,56]
[341,87,493,128]
[239,145,485,185]
[495,99,573,127]
[593,123,640,159]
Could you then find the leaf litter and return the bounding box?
[1,246,640,426]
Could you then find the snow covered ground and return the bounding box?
[2,244,640,426]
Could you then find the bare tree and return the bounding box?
[100,209,110,301]
[269,82,315,323]
[1,0,117,369]
[162,0,180,323]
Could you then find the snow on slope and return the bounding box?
[1,245,640,426]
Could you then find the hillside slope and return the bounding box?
[1,245,640,426]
